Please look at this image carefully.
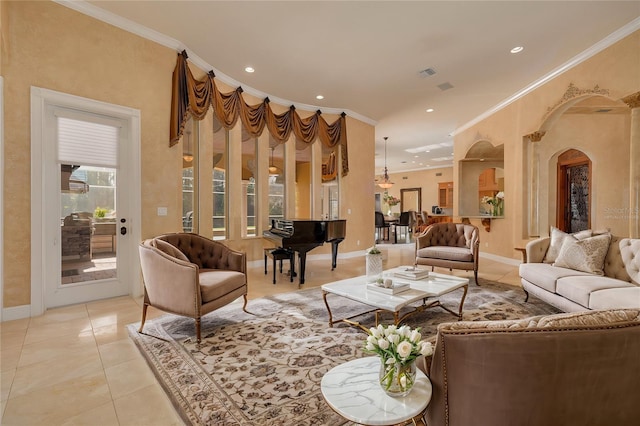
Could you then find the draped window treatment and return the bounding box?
[170,51,349,177]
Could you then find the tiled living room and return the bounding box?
[1,245,521,425]
[2,1,640,425]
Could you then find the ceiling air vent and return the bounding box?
[419,68,436,77]
[438,82,454,91]
[595,109,612,113]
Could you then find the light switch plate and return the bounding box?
[157,207,168,216]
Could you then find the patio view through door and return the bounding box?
[43,104,134,308]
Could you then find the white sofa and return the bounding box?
[519,232,640,312]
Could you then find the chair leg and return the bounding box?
[138,302,149,333]
[474,269,480,285]
[195,318,201,343]
[242,294,249,312]
[264,252,268,274]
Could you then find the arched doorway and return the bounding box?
[556,149,591,232]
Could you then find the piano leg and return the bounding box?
[331,241,339,270]
[298,251,307,285]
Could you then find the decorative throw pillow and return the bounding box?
[544,227,592,263]
[553,233,611,275]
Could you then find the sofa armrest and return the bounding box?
[525,237,550,263]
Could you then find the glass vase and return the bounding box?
[366,253,383,283]
[379,359,417,397]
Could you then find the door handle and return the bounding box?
[120,226,127,235]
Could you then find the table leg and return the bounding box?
[322,290,334,327]
[457,284,468,321]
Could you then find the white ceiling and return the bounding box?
[78,0,640,174]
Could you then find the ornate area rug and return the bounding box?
[127,279,559,425]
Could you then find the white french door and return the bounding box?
[31,88,141,312]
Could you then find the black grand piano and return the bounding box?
[263,219,346,285]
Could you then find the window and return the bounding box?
[211,121,227,239]
[242,137,258,237]
[182,118,197,233]
[268,143,285,222]
[212,167,226,239]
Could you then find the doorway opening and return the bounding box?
[557,149,591,233]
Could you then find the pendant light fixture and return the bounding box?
[268,147,280,175]
[377,137,394,189]
[182,129,194,162]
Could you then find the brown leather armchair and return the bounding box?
[138,233,248,343]
[423,309,640,426]
[415,223,479,284]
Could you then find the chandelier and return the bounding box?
[377,137,394,189]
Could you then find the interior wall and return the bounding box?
[381,167,454,215]
[539,111,629,236]
[455,30,639,258]
[1,1,375,310]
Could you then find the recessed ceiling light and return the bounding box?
[316,95,324,100]
[414,155,419,158]
[510,46,524,54]
[424,150,430,153]
[426,108,434,113]
[244,66,255,73]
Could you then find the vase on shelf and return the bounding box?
[379,358,417,397]
[387,209,392,216]
[365,253,383,283]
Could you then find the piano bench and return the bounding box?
[264,248,295,285]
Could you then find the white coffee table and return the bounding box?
[321,356,432,426]
[321,268,468,328]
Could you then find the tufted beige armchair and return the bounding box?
[138,233,248,343]
[415,223,480,284]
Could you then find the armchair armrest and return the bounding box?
[139,243,202,317]
[525,237,550,263]
[415,226,436,250]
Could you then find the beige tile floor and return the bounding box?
[1,243,521,425]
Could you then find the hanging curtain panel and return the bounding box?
[170,51,348,177]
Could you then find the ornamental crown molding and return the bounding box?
[546,83,610,116]
[621,92,640,109]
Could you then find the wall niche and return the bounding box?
[459,141,505,217]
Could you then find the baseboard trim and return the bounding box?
[2,304,31,322]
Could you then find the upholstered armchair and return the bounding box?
[422,309,640,426]
[414,223,479,284]
[138,233,248,343]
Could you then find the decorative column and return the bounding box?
[525,131,546,237]
[622,92,640,238]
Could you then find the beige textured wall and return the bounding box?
[2,1,375,309]
[455,30,639,258]
[3,1,176,307]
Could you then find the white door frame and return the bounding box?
[0,76,4,322]
[30,87,142,316]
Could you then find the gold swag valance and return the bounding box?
[170,51,349,177]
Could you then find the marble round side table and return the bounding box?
[321,356,432,426]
